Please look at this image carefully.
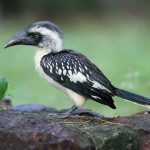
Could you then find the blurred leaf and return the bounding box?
[0,76,8,101]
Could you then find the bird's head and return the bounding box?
[5,21,63,52]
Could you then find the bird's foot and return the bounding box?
[57,105,78,119]
[46,112,72,119]
[47,112,58,117]
[47,105,78,119]
[55,112,72,119]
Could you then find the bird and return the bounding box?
[5,21,150,117]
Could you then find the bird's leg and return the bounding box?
[57,105,78,118]
[47,105,78,118]
[64,105,78,116]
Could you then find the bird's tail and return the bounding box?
[115,88,150,108]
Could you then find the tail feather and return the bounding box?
[115,88,150,108]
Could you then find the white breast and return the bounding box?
[34,49,66,92]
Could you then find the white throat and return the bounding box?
[34,48,48,72]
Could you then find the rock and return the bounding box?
[0,111,94,150]
[86,125,140,150]
[112,111,150,150]
[14,103,58,113]
[0,104,149,150]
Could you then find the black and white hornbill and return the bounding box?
[5,21,150,117]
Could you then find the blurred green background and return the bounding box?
[0,0,150,117]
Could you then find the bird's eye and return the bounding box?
[28,33,39,39]
[33,34,39,39]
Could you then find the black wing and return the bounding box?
[41,49,116,109]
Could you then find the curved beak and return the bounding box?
[4,30,35,48]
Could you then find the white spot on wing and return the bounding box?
[63,70,67,75]
[68,70,72,75]
[58,69,62,75]
[74,69,77,74]
[85,66,88,70]
[92,80,110,92]
[91,95,101,99]
[68,72,86,83]
[79,67,82,72]
[50,66,52,70]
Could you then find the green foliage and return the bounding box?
[0,76,8,101]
